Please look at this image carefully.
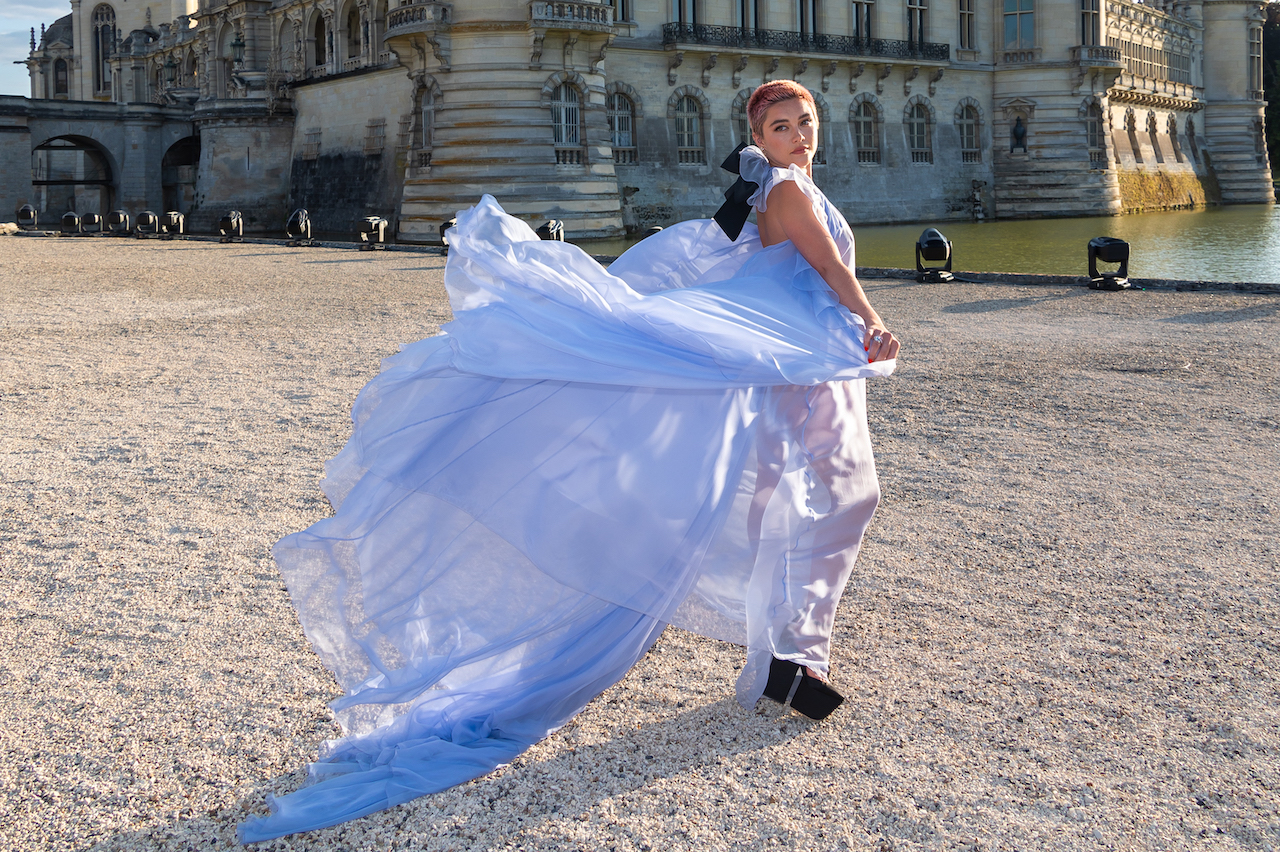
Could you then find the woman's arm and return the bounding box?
[758,180,900,363]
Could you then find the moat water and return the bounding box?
[579,203,1280,285]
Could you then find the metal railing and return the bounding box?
[662,23,949,62]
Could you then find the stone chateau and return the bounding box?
[2,0,1273,240]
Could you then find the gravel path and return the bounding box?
[2,236,1278,852]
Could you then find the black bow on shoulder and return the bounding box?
[712,142,759,242]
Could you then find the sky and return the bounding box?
[1,0,72,97]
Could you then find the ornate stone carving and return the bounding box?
[731,54,748,88]
[667,51,682,85]
[701,53,717,86]
[849,62,865,93]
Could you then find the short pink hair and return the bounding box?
[746,81,818,140]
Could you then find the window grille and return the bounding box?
[1080,0,1099,46]
[397,114,413,150]
[852,0,874,40]
[608,93,637,164]
[907,0,927,47]
[958,106,980,163]
[1086,104,1104,166]
[958,0,974,50]
[853,102,880,163]
[907,103,931,164]
[302,128,321,160]
[1003,0,1033,50]
[364,118,386,155]
[551,83,584,164]
[675,96,705,164]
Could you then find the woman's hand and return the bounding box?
[864,324,899,363]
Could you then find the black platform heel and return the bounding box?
[762,657,844,720]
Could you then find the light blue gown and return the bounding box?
[239,148,895,842]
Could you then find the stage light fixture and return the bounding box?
[915,228,953,283]
[219,211,243,242]
[359,216,388,250]
[1087,237,1130,290]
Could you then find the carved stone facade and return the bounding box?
[12,0,1274,240]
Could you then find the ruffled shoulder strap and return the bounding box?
[737,146,821,214]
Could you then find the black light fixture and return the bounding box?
[82,212,103,235]
[286,208,317,246]
[915,227,953,283]
[536,219,565,241]
[1087,237,1130,290]
[164,54,177,84]
[359,216,388,250]
[136,211,160,237]
[439,217,456,255]
[17,204,37,230]
[219,210,243,242]
[60,212,81,235]
[106,210,131,235]
[230,31,246,65]
[159,211,185,239]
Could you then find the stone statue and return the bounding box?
[1010,116,1028,153]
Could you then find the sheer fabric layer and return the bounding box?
[240,194,888,841]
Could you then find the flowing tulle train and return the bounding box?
[240,185,891,841]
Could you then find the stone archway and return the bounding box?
[31,135,115,218]
[162,135,200,214]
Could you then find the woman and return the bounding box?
[240,80,898,842]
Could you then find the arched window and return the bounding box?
[551,83,583,164]
[853,101,879,163]
[313,16,327,68]
[54,59,69,95]
[1086,103,1104,166]
[957,105,980,163]
[907,103,932,163]
[92,5,116,95]
[674,96,705,164]
[608,93,637,164]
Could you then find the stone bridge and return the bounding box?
[0,96,196,226]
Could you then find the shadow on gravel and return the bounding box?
[940,292,1076,314]
[1161,303,1280,324]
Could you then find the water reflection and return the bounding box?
[575,203,1280,284]
[851,204,1280,283]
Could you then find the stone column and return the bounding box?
[1200,0,1273,202]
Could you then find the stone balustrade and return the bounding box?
[1071,44,1122,66]
[530,1,614,33]
[386,1,450,36]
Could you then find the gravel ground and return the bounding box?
[1,235,1278,852]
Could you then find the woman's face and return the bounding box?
[753,97,817,171]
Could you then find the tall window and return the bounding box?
[608,92,637,164]
[740,0,761,28]
[907,0,927,47]
[1086,104,1104,165]
[958,105,980,162]
[610,0,631,21]
[675,96,705,164]
[1249,27,1263,96]
[796,0,819,34]
[1003,0,1033,50]
[1081,0,1099,46]
[92,5,115,94]
[346,7,361,64]
[852,0,873,39]
[958,0,974,50]
[551,84,582,164]
[907,103,931,163]
[54,59,69,95]
[853,101,879,163]
[314,16,327,67]
[673,0,698,24]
